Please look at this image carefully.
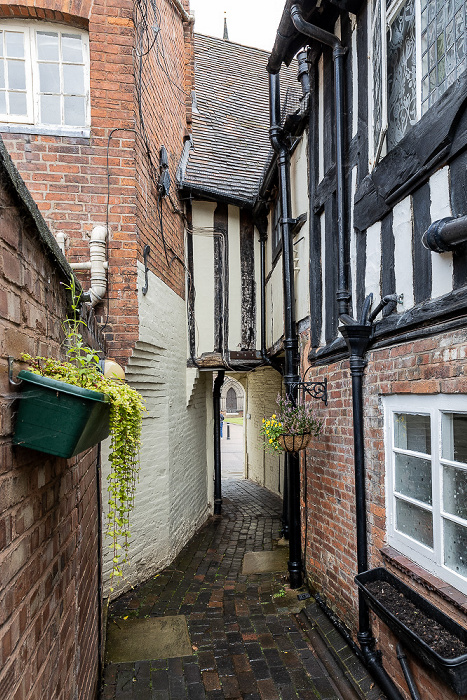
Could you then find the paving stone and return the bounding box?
[101,477,381,700]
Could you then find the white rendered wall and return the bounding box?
[429,166,453,299]
[393,196,414,311]
[290,134,310,324]
[365,221,381,304]
[266,264,284,348]
[192,201,216,356]
[102,264,211,596]
[244,366,284,496]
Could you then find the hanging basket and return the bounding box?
[277,433,311,453]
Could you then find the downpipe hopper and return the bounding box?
[422,215,467,253]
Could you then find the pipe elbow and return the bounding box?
[269,125,284,154]
[290,4,343,53]
[422,216,467,253]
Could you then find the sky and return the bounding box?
[188,0,286,52]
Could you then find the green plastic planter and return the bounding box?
[13,370,110,458]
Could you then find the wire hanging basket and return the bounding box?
[277,432,312,453]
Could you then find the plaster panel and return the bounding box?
[266,264,284,348]
[365,221,382,306]
[429,166,453,299]
[192,201,216,356]
[393,196,414,311]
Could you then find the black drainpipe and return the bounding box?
[340,294,404,700]
[290,4,351,317]
[268,71,302,589]
[213,370,225,515]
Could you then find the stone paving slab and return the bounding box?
[101,478,381,700]
[106,616,192,663]
[242,549,289,575]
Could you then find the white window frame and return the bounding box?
[0,20,90,137]
[384,394,467,595]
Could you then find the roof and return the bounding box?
[180,33,301,206]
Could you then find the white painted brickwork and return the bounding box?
[102,264,211,596]
[244,367,284,496]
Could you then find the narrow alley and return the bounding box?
[101,425,382,700]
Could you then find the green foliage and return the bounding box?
[260,394,323,453]
[22,278,145,588]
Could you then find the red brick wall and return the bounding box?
[301,328,467,700]
[0,0,193,364]
[0,167,100,699]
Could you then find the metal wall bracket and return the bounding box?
[8,357,22,386]
[142,245,150,296]
[290,368,328,406]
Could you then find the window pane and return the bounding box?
[64,95,85,126]
[444,465,467,519]
[37,32,59,61]
[394,413,431,453]
[0,31,3,58]
[62,34,83,63]
[396,498,433,547]
[5,32,24,59]
[442,413,467,463]
[387,0,417,149]
[63,64,84,94]
[9,91,27,115]
[0,91,6,114]
[7,60,26,90]
[0,61,4,89]
[39,63,60,93]
[444,519,467,577]
[395,453,432,504]
[40,94,61,124]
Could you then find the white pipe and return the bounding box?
[56,231,66,255]
[69,225,108,307]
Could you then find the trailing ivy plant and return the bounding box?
[22,278,145,588]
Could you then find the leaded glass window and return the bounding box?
[370,0,467,160]
[387,0,417,149]
[421,0,467,113]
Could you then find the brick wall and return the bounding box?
[300,327,467,700]
[0,0,193,365]
[0,159,100,699]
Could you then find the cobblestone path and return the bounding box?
[101,478,343,700]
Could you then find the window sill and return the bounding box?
[381,545,467,614]
[0,123,90,139]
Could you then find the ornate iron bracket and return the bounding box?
[290,367,328,406]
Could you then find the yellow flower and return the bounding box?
[272,414,276,419]
[269,438,273,443]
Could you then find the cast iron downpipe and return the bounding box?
[269,71,302,588]
[340,295,404,700]
[290,4,351,317]
[213,370,225,515]
[259,227,289,538]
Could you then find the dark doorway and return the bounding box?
[226,387,237,412]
